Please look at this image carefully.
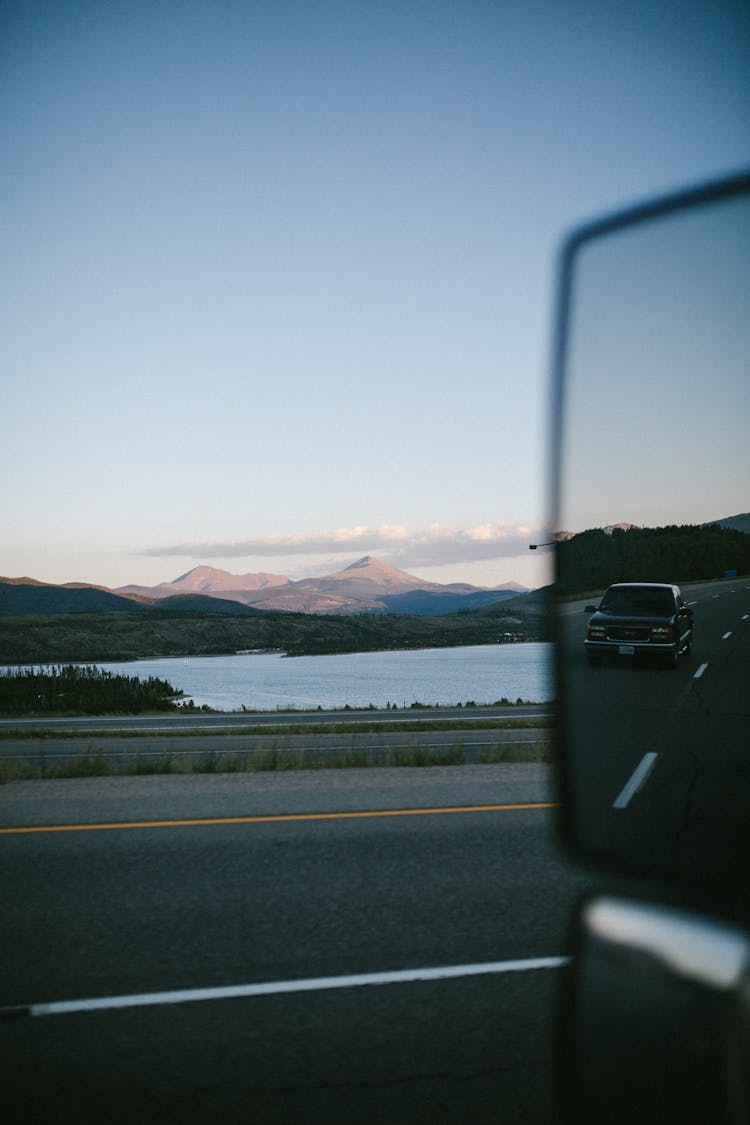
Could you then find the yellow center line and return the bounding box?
[0,802,559,835]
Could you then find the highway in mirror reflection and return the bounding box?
[560,577,750,888]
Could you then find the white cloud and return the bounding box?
[140,520,544,568]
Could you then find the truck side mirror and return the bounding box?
[550,173,750,1125]
[549,170,750,893]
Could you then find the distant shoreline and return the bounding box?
[0,604,549,666]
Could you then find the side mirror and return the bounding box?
[550,171,750,894]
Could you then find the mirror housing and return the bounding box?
[565,895,750,1125]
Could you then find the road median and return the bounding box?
[0,717,553,781]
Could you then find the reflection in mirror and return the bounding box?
[553,178,750,891]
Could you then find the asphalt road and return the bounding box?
[558,577,750,889]
[0,764,593,1124]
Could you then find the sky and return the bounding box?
[2,0,748,591]
[559,190,750,534]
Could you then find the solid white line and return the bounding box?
[1,958,570,1019]
[694,663,709,679]
[722,632,732,640]
[613,752,658,809]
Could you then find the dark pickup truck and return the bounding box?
[584,582,694,669]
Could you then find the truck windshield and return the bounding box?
[599,588,675,615]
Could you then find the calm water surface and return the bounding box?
[94,643,553,711]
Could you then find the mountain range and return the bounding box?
[6,514,745,619]
[0,556,528,618]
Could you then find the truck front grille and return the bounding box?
[608,626,650,642]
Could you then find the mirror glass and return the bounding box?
[554,183,750,891]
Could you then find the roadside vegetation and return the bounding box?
[0,713,551,740]
[0,736,553,783]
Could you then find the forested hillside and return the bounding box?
[0,604,548,664]
[556,524,750,594]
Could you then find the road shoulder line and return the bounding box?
[1,957,570,1018]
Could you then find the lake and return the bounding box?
[92,643,553,712]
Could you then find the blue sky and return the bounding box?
[560,190,750,534]
[2,0,748,590]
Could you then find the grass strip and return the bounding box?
[0,739,553,782]
[0,717,553,741]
